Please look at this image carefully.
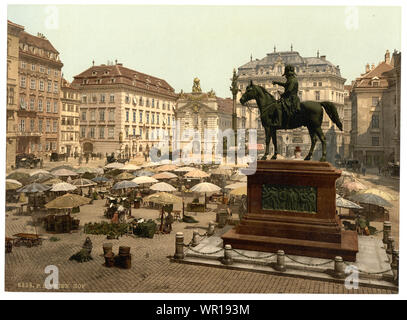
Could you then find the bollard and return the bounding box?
[174,232,185,260]
[192,230,200,247]
[207,221,215,236]
[383,221,391,244]
[275,250,286,272]
[386,236,394,255]
[334,256,345,278]
[222,244,233,265]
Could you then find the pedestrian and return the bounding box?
[79,155,83,165]
[40,158,43,169]
[85,154,89,164]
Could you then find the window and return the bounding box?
[318,82,322,87]
[109,109,115,121]
[30,78,36,90]
[126,110,129,122]
[53,120,57,132]
[108,127,114,138]
[90,127,95,138]
[99,127,105,139]
[139,111,143,123]
[100,94,105,103]
[315,91,320,101]
[110,94,115,103]
[53,101,58,113]
[38,119,43,132]
[46,142,50,151]
[372,136,379,146]
[46,119,51,132]
[39,80,44,91]
[99,109,105,121]
[139,97,144,106]
[47,68,51,75]
[30,119,35,132]
[152,98,155,108]
[133,111,136,122]
[372,97,379,107]
[90,110,96,121]
[145,128,149,139]
[54,70,59,77]
[81,127,86,138]
[146,99,150,107]
[54,82,58,93]
[157,114,160,124]
[82,95,88,103]
[371,114,379,128]
[7,87,14,105]
[51,142,56,151]
[46,101,51,112]
[168,115,171,125]
[31,63,35,71]
[20,76,26,88]
[20,97,26,109]
[21,61,26,69]
[47,81,52,92]
[30,98,35,110]
[125,96,130,104]
[61,118,66,125]
[313,82,317,87]
[19,119,25,132]
[146,112,150,123]
[81,111,87,121]
[152,113,155,124]
[92,95,97,103]
[40,65,45,73]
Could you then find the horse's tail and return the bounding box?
[320,101,343,131]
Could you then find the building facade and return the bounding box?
[349,50,399,168]
[6,20,24,170]
[236,47,346,162]
[71,62,177,157]
[343,85,352,159]
[175,78,234,160]
[17,30,63,157]
[60,78,81,156]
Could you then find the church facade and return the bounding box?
[235,47,346,162]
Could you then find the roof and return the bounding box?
[7,20,24,30]
[72,64,176,97]
[216,97,235,115]
[353,62,394,88]
[19,31,59,54]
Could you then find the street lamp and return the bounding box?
[230,68,240,164]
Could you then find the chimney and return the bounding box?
[365,63,371,73]
[385,49,391,64]
[320,55,326,61]
[371,63,375,70]
[317,50,320,58]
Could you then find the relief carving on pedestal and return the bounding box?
[262,184,317,213]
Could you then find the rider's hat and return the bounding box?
[283,65,296,76]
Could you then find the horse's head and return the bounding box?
[240,80,259,105]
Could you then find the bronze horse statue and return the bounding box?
[240,81,343,162]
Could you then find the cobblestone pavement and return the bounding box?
[4,160,398,294]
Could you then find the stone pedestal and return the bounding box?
[222,160,358,261]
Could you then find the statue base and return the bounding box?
[221,160,358,261]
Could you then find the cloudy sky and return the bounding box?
[7,4,401,97]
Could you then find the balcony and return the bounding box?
[16,131,42,137]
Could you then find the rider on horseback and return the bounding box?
[271,65,301,127]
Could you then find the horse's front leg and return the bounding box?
[261,128,271,160]
[270,128,278,160]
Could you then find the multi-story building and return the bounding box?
[343,85,352,158]
[236,47,346,162]
[71,62,177,157]
[350,50,399,168]
[17,29,63,157]
[6,20,24,170]
[60,78,81,156]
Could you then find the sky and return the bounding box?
[7,4,401,98]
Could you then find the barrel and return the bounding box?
[104,252,115,268]
[103,243,113,255]
[118,246,131,255]
[121,254,131,269]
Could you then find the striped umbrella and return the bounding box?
[150,182,177,192]
[17,182,51,193]
[50,182,77,192]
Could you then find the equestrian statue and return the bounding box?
[239,64,343,162]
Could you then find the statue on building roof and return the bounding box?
[208,89,216,98]
[192,77,202,93]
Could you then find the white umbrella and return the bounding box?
[122,164,141,171]
[132,176,158,184]
[174,166,195,172]
[29,169,50,176]
[225,182,247,190]
[50,182,77,192]
[153,172,178,180]
[52,169,78,177]
[190,182,221,193]
[105,162,124,169]
[150,182,177,192]
[184,169,210,178]
[6,179,23,187]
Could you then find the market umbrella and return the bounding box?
[52,168,79,177]
[29,172,55,183]
[17,182,51,193]
[341,170,355,177]
[112,180,138,190]
[42,178,64,186]
[45,193,91,209]
[50,182,77,192]
[29,169,50,176]
[342,181,367,193]
[184,169,210,178]
[350,193,393,208]
[230,173,246,181]
[71,178,97,188]
[6,172,31,185]
[50,165,75,172]
[211,168,230,175]
[92,176,111,184]
[6,179,23,191]
[142,163,159,168]
[230,186,247,196]
[153,172,178,180]
[143,192,182,205]
[150,182,177,192]
[132,176,158,184]
[121,164,141,171]
[174,166,195,173]
[105,162,125,169]
[75,167,95,174]
[156,164,178,172]
[115,172,136,180]
[190,182,221,193]
[135,170,155,177]
[358,188,397,201]
[225,182,247,190]
[336,194,363,209]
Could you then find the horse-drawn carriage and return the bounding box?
[15,153,40,168]
[13,233,43,247]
